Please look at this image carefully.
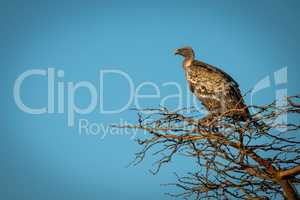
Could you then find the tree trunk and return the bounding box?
[278,178,299,200]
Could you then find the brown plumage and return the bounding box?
[175,46,250,121]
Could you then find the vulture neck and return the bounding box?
[183,55,194,69]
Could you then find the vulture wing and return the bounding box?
[185,60,250,121]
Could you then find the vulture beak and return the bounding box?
[174,49,180,55]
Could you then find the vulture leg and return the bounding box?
[198,113,219,132]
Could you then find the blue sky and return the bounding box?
[1,0,300,199]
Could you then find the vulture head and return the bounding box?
[175,46,195,59]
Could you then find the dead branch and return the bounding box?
[118,94,300,199]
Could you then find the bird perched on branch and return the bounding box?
[175,46,250,122]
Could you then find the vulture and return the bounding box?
[175,46,250,122]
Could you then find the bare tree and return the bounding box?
[119,94,300,199]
